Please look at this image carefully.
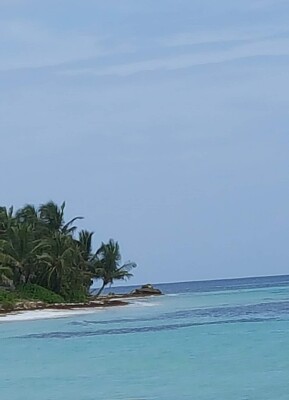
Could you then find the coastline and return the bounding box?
[0,298,128,321]
[0,287,163,322]
[0,308,101,322]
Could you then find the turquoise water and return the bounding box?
[1,276,289,399]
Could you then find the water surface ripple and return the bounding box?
[1,275,289,400]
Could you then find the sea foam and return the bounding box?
[0,308,98,322]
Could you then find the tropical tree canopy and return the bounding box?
[93,239,137,296]
[0,201,137,301]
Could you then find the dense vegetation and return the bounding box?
[0,202,136,304]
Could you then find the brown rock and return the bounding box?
[130,284,163,296]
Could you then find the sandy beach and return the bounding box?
[0,308,100,322]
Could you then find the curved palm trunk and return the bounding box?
[15,264,26,285]
[95,281,106,297]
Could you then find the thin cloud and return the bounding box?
[0,20,134,71]
[61,37,289,77]
[159,26,289,47]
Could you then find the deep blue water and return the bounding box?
[98,274,289,294]
[1,275,289,399]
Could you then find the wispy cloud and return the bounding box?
[159,26,288,47]
[0,20,134,71]
[61,36,289,77]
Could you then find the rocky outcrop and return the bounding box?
[130,284,163,296]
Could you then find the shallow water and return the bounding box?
[1,276,289,400]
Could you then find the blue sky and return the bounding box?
[1,0,289,284]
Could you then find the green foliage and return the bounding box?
[16,284,64,304]
[59,285,88,302]
[1,299,15,312]
[0,265,13,287]
[0,289,16,303]
[0,290,16,311]
[0,201,137,305]
[93,239,136,296]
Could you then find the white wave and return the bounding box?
[129,300,160,307]
[0,308,100,322]
[0,299,161,322]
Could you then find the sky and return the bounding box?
[1,0,289,285]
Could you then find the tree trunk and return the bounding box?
[95,281,106,297]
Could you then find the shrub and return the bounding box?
[0,290,16,312]
[0,290,16,302]
[60,287,88,302]
[16,284,65,304]
[1,299,15,312]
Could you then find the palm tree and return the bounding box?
[94,239,136,296]
[0,206,15,236]
[38,233,90,297]
[78,230,94,262]
[39,201,83,235]
[0,201,138,302]
[16,204,39,226]
[0,224,45,285]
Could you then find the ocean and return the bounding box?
[1,275,289,400]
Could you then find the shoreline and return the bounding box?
[0,290,163,321]
[0,308,102,322]
[0,284,163,321]
[0,298,129,320]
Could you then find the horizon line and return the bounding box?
[100,273,289,288]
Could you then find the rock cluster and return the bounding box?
[130,284,163,296]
